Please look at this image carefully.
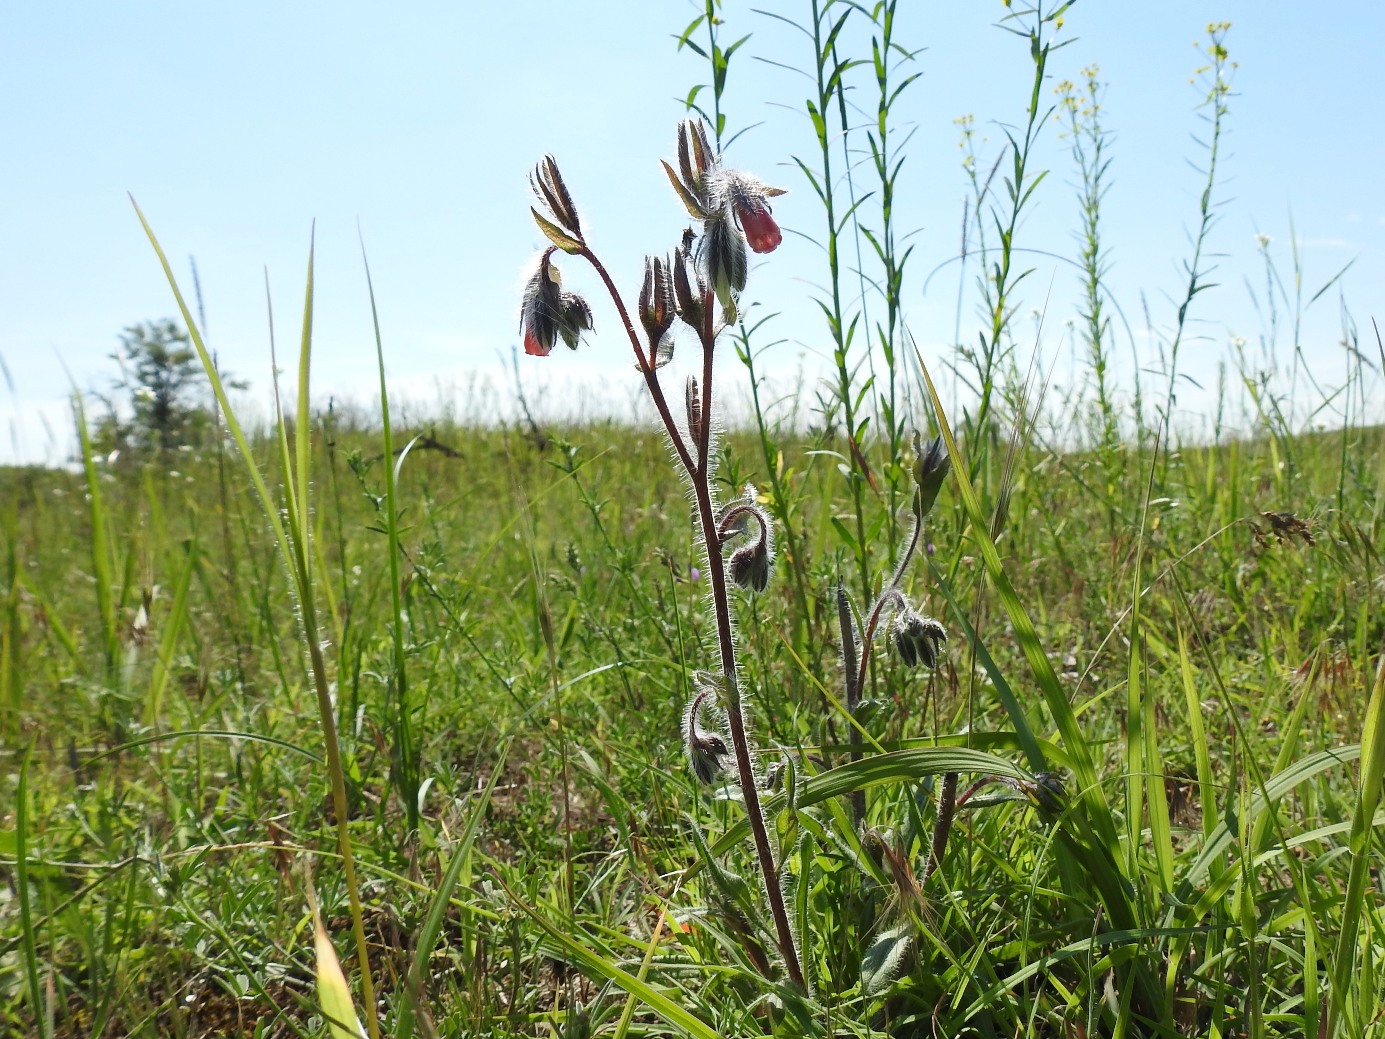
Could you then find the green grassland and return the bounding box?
[5,4,1385,1036]
[3,393,1383,1036]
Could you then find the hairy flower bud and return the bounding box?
[638,254,676,366]
[719,485,774,594]
[678,118,713,201]
[520,249,593,357]
[911,433,951,522]
[1025,771,1066,816]
[556,292,592,351]
[685,375,704,448]
[728,542,771,593]
[672,235,710,333]
[530,154,582,240]
[702,208,748,323]
[660,119,786,323]
[682,687,731,786]
[890,608,947,669]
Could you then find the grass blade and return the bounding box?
[394,741,509,1039]
[1326,655,1385,1035]
[498,873,726,1039]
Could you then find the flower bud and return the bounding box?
[672,237,710,333]
[719,486,774,594]
[682,687,731,786]
[685,375,704,448]
[890,608,947,669]
[1019,771,1066,816]
[520,249,592,356]
[911,433,951,522]
[530,154,582,239]
[728,541,771,593]
[556,291,592,351]
[702,209,748,323]
[663,119,714,221]
[678,118,713,199]
[638,254,675,366]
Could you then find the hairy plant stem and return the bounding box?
[579,246,806,990]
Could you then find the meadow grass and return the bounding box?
[4,3,1385,1037]
[3,355,1382,1036]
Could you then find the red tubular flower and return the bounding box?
[717,170,785,256]
[734,195,782,255]
[698,168,787,319]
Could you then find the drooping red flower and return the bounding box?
[697,167,787,318]
[734,195,782,254]
[523,323,551,357]
[520,248,591,357]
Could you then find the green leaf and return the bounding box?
[659,161,708,220]
[530,208,584,253]
[862,925,913,996]
[691,747,1030,873]
[394,742,509,1039]
[313,906,367,1039]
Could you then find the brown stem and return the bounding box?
[578,247,697,476]
[692,318,805,989]
[577,243,804,988]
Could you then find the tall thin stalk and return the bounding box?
[1057,65,1116,455]
[1159,21,1233,473]
[970,2,1064,450]
[771,0,873,601]
[860,0,922,560]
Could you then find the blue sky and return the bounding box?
[2,1,1381,464]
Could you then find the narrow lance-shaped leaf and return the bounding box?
[530,208,584,254]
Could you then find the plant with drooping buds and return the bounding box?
[682,681,732,786]
[835,433,953,828]
[521,119,805,988]
[519,121,954,998]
